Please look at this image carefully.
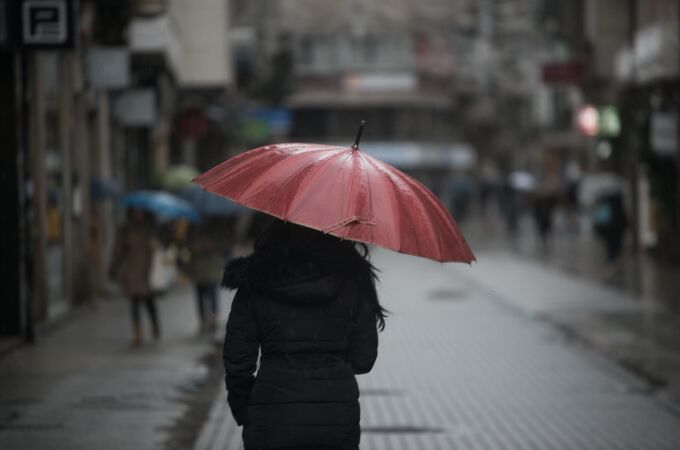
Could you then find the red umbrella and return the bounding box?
[193,123,474,263]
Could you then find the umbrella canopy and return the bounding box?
[579,172,625,207]
[154,165,200,191]
[121,190,200,222]
[508,171,537,192]
[180,185,247,217]
[193,131,474,263]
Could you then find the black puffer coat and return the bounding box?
[222,242,379,450]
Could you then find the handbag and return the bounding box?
[149,243,178,293]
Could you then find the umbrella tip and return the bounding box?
[352,120,366,149]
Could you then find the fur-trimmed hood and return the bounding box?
[221,243,350,302]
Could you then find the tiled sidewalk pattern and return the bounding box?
[196,249,680,449]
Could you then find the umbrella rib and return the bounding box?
[363,156,414,253]
[369,160,449,260]
[200,144,331,194]
[238,147,336,214]
[360,154,374,239]
[197,145,274,188]
[412,177,462,256]
[281,149,344,220]
[402,174,472,260]
[338,151,358,239]
[406,180,448,259]
[391,170,442,258]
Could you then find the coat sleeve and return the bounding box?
[348,277,379,375]
[223,288,259,426]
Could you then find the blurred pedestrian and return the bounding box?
[221,220,386,450]
[532,191,556,253]
[109,208,160,346]
[564,161,582,233]
[448,173,474,222]
[592,192,628,267]
[479,162,500,219]
[185,220,229,333]
[501,179,522,236]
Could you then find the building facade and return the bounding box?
[0,0,233,344]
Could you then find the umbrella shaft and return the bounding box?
[353,121,366,149]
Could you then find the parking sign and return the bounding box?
[20,0,73,48]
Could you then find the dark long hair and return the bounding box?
[255,220,388,331]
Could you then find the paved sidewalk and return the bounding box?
[463,215,680,406]
[463,214,680,313]
[0,284,217,450]
[195,249,680,449]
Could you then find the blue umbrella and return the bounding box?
[121,190,200,222]
[180,185,246,217]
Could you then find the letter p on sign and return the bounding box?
[22,0,67,45]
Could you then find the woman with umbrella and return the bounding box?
[221,220,384,449]
[109,207,161,346]
[196,123,473,449]
[111,191,199,345]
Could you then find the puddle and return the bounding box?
[363,426,445,434]
[361,389,404,397]
[72,394,157,411]
[162,351,222,450]
[428,289,468,301]
[0,423,64,431]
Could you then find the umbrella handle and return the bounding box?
[352,120,366,149]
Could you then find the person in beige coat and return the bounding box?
[110,208,160,345]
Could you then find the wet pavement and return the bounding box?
[195,248,680,450]
[0,284,222,450]
[3,233,680,449]
[464,213,680,312]
[462,213,680,406]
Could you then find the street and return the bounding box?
[2,1,679,449]
[0,285,219,450]
[195,246,680,449]
[3,248,680,449]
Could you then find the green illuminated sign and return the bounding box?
[598,106,621,137]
